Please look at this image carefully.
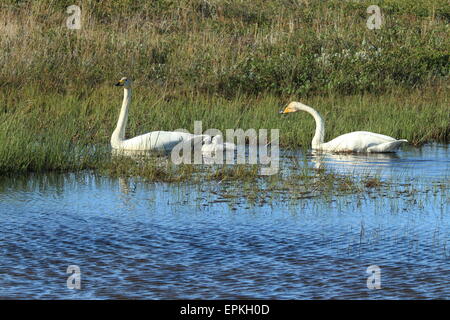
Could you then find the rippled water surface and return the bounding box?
[0,144,449,299]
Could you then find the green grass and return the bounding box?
[0,0,448,177]
[0,0,448,95]
[0,84,448,174]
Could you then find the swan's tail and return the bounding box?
[367,139,408,153]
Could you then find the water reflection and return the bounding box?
[0,144,448,299]
[307,144,449,179]
[118,177,136,195]
[309,151,400,171]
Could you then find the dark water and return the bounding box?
[0,144,448,299]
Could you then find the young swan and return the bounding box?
[201,135,236,155]
[280,101,408,153]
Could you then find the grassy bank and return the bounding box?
[0,85,448,174]
[0,0,449,176]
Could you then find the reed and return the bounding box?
[0,84,448,173]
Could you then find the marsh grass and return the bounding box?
[100,153,368,202]
[0,0,448,180]
[0,83,448,174]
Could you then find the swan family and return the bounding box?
[201,135,236,155]
[111,77,234,153]
[111,78,407,154]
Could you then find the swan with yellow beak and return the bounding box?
[280,101,408,153]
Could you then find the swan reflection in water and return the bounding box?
[118,177,136,195]
[309,150,401,176]
[112,145,404,179]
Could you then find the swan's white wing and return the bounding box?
[201,143,215,153]
[367,139,408,152]
[183,134,211,152]
[349,131,398,142]
[322,131,399,152]
[201,140,236,155]
[120,131,193,151]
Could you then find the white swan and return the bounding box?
[201,135,236,155]
[280,102,408,153]
[111,77,198,152]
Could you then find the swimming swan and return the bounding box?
[111,77,197,152]
[280,102,408,153]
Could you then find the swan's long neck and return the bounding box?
[297,104,325,149]
[111,87,131,148]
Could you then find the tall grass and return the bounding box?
[0,0,448,95]
[0,0,448,174]
[0,84,448,173]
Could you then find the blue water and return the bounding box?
[0,144,448,299]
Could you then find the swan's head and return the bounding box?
[212,135,223,144]
[115,77,132,88]
[203,136,212,144]
[279,101,307,114]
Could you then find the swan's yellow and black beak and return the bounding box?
[115,79,125,86]
[279,106,295,114]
